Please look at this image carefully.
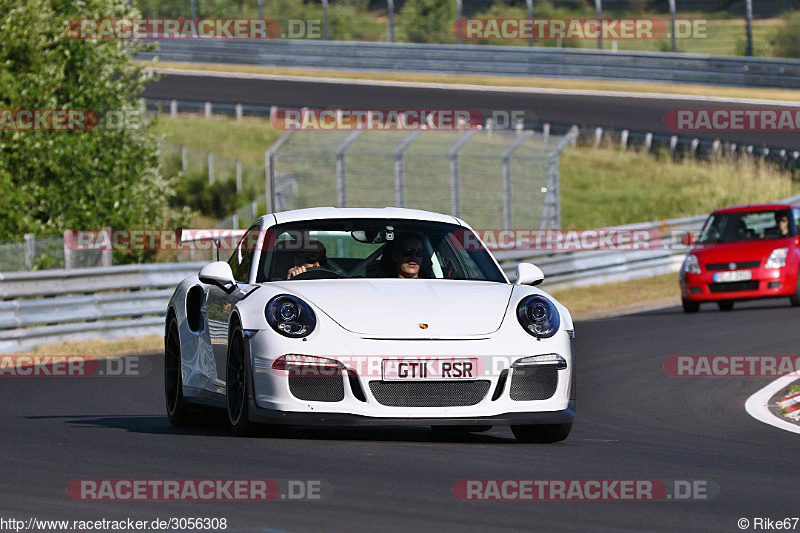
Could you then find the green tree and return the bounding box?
[397,0,457,44]
[772,9,800,58]
[0,0,180,252]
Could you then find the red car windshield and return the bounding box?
[698,209,795,244]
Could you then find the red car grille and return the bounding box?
[708,281,759,293]
[705,261,760,271]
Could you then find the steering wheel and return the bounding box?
[287,267,343,280]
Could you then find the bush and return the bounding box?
[772,9,800,58]
[397,0,457,43]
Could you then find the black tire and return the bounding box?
[226,324,258,436]
[165,316,195,427]
[511,423,572,443]
[717,301,734,311]
[791,271,800,307]
[431,425,493,433]
[682,298,700,313]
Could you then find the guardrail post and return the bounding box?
[668,0,677,52]
[235,103,243,121]
[336,130,363,208]
[449,129,479,218]
[170,99,178,117]
[745,0,753,56]
[204,102,212,119]
[691,138,699,157]
[594,0,602,50]
[181,145,188,173]
[644,132,653,152]
[386,0,394,43]
[235,160,242,194]
[207,151,214,184]
[394,131,421,208]
[620,129,629,150]
[24,234,34,270]
[712,139,721,158]
[763,148,770,160]
[669,135,678,158]
[63,231,73,270]
[321,0,330,40]
[543,123,550,144]
[594,127,602,148]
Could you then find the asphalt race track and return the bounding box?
[3,300,798,532]
[144,73,800,149]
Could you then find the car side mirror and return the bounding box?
[199,261,237,292]
[682,233,695,246]
[515,263,544,286]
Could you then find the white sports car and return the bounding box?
[165,207,575,442]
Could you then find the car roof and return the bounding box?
[264,207,463,226]
[712,203,799,214]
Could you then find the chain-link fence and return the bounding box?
[0,234,110,273]
[266,127,576,231]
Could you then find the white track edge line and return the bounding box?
[146,67,800,107]
[745,373,800,434]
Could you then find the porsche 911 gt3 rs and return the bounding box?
[165,207,575,442]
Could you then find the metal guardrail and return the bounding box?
[139,40,800,89]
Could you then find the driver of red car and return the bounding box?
[287,239,328,279]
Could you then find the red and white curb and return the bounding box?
[745,373,800,433]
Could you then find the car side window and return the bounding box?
[228,225,259,283]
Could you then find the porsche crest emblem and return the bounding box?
[418,323,429,329]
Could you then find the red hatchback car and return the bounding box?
[679,203,800,313]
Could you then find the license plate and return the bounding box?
[713,270,752,283]
[381,358,479,381]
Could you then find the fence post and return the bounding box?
[335,130,363,208]
[232,214,239,229]
[526,0,534,47]
[63,231,73,270]
[669,135,678,158]
[594,0,602,50]
[745,0,753,56]
[620,129,629,150]
[101,227,112,266]
[207,151,214,184]
[264,130,296,214]
[235,103,243,121]
[24,233,34,270]
[204,102,212,119]
[691,138,699,156]
[191,0,197,18]
[712,139,721,158]
[386,0,394,43]
[456,0,463,44]
[502,132,532,230]
[394,131,421,208]
[170,99,178,117]
[322,0,329,40]
[252,200,258,220]
[448,129,479,218]
[181,145,188,173]
[594,127,603,148]
[645,132,653,152]
[668,0,677,53]
[258,0,263,18]
[236,160,242,194]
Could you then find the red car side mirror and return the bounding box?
[682,233,695,246]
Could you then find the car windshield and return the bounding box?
[697,209,795,244]
[255,219,506,283]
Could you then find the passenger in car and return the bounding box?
[381,232,428,279]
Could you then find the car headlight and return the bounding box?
[765,247,788,269]
[683,254,701,274]
[516,295,560,339]
[265,294,316,338]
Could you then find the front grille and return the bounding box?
[368,380,490,407]
[288,375,345,402]
[509,367,559,401]
[706,261,760,271]
[708,281,759,293]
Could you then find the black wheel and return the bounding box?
[682,298,700,313]
[226,324,258,436]
[165,316,195,427]
[511,423,572,443]
[717,301,734,311]
[791,271,800,307]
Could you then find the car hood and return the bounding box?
[691,238,794,265]
[269,279,514,338]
